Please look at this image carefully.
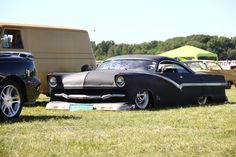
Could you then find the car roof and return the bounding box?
[101,54,195,73]
[182,60,221,65]
[0,51,33,59]
[106,54,177,62]
[182,60,217,63]
[0,22,86,32]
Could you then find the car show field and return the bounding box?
[0,87,235,157]
[1,1,236,156]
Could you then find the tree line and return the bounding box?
[91,34,236,60]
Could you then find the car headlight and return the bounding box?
[49,76,57,87]
[116,76,125,87]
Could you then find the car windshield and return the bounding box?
[97,59,156,71]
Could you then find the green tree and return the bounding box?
[92,35,235,60]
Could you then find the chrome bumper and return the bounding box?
[54,93,126,100]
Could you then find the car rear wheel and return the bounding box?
[197,96,207,105]
[135,90,150,109]
[0,81,23,119]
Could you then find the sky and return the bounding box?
[1,0,236,44]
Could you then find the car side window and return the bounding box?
[2,29,24,49]
[158,61,190,74]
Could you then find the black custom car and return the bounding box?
[0,52,40,118]
[48,55,227,109]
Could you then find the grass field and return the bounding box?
[0,88,236,157]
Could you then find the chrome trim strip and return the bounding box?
[147,73,226,91]
[62,73,226,92]
[154,75,181,89]
[180,82,227,90]
[55,93,126,100]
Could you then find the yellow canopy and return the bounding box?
[160,45,218,61]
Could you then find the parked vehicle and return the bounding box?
[0,52,40,119]
[182,60,236,89]
[0,23,96,94]
[47,55,227,109]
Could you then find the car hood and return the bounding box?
[62,70,122,88]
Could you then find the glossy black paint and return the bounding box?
[48,55,227,107]
[0,53,41,103]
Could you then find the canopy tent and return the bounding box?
[160,45,218,61]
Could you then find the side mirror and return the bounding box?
[1,36,11,48]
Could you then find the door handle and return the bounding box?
[180,76,183,79]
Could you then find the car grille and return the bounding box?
[51,88,128,103]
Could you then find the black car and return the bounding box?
[0,52,40,118]
[48,55,227,109]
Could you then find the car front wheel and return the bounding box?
[134,90,150,109]
[0,81,23,119]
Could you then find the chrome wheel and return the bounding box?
[135,90,149,109]
[197,96,207,105]
[0,84,21,118]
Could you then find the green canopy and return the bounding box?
[160,45,218,61]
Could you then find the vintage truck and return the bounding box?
[0,23,96,94]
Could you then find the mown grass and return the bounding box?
[0,88,236,157]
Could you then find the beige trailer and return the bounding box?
[0,23,96,94]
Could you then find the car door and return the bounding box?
[157,60,203,105]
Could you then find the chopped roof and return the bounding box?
[106,54,177,62]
